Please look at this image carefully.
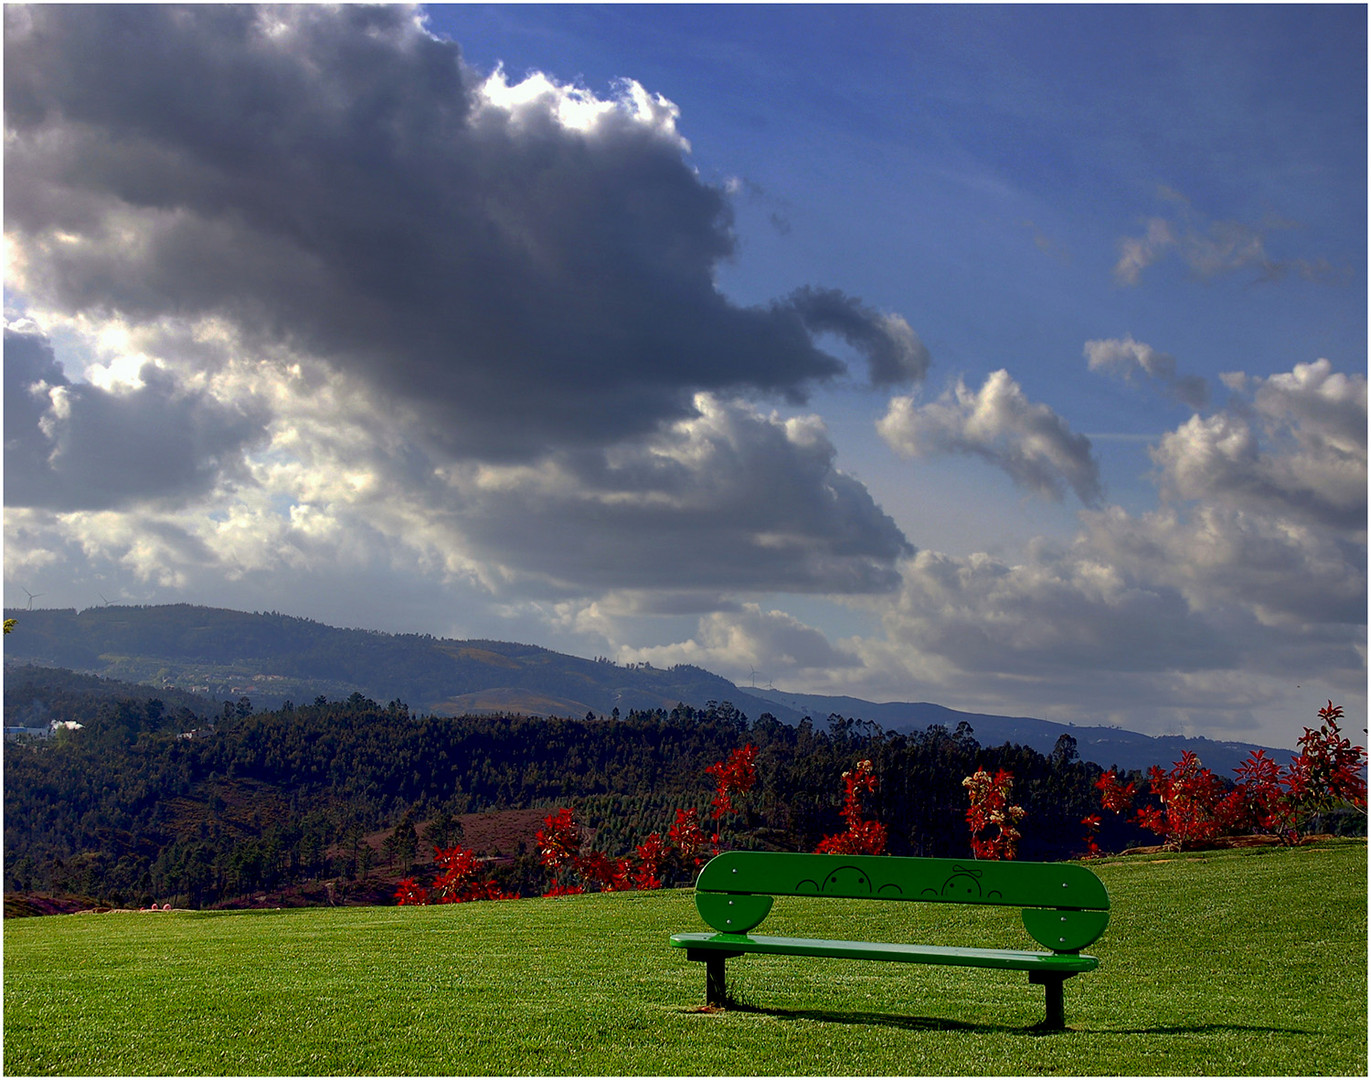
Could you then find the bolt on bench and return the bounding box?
[669,851,1109,1030]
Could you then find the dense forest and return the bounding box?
[5,667,1168,910]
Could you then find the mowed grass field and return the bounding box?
[4,840,1365,1076]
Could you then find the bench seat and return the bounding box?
[670,931,1100,973]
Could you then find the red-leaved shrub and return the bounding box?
[815,759,887,855]
[963,767,1025,859]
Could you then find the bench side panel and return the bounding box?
[695,891,773,933]
[695,852,1109,911]
[1020,906,1110,951]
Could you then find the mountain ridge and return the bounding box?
[2,603,1289,773]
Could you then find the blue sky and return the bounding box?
[4,5,1365,748]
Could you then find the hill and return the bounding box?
[3,603,1288,773]
[3,843,1366,1075]
[4,664,218,732]
[2,602,772,717]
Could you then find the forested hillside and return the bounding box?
[5,664,217,729]
[4,681,1154,910]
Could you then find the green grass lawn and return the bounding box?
[4,840,1365,1075]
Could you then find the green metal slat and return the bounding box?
[669,931,1100,973]
[695,851,1109,911]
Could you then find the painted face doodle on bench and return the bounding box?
[795,865,905,896]
[921,865,1003,900]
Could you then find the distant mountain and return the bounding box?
[0,603,789,721]
[2,604,1288,774]
[747,688,1291,777]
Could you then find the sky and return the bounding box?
[3,4,1366,749]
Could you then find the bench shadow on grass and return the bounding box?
[682,1005,1315,1039]
[681,1003,1042,1035]
[1099,1023,1316,1037]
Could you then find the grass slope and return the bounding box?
[4,841,1365,1076]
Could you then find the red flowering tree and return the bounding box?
[527,743,773,895]
[1227,702,1366,845]
[1080,814,1103,856]
[1096,769,1136,814]
[667,807,709,869]
[394,843,515,905]
[1231,750,1304,843]
[631,832,668,890]
[702,743,759,854]
[1134,752,1244,850]
[576,850,630,892]
[1125,704,1365,852]
[430,844,516,902]
[536,807,586,896]
[394,876,428,905]
[706,744,759,820]
[1082,767,1137,855]
[963,767,1026,859]
[535,806,643,893]
[1297,702,1367,815]
[816,759,887,855]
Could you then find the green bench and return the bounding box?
[669,851,1109,1030]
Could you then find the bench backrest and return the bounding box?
[693,851,1110,951]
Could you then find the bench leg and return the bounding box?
[705,954,728,1007]
[686,948,742,1008]
[1028,971,1073,1031]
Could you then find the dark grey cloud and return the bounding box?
[3,328,268,510]
[893,547,1243,676]
[445,397,912,595]
[3,328,68,493]
[5,4,924,462]
[787,286,930,385]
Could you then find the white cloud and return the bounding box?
[1113,217,1175,286]
[1114,190,1344,286]
[616,355,1360,742]
[619,603,861,681]
[5,3,923,618]
[834,356,1364,738]
[480,67,689,148]
[1084,335,1209,410]
[2,7,1362,751]
[1082,503,1363,628]
[874,543,1236,677]
[4,333,912,618]
[877,370,1102,505]
[1152,358,1366,533]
